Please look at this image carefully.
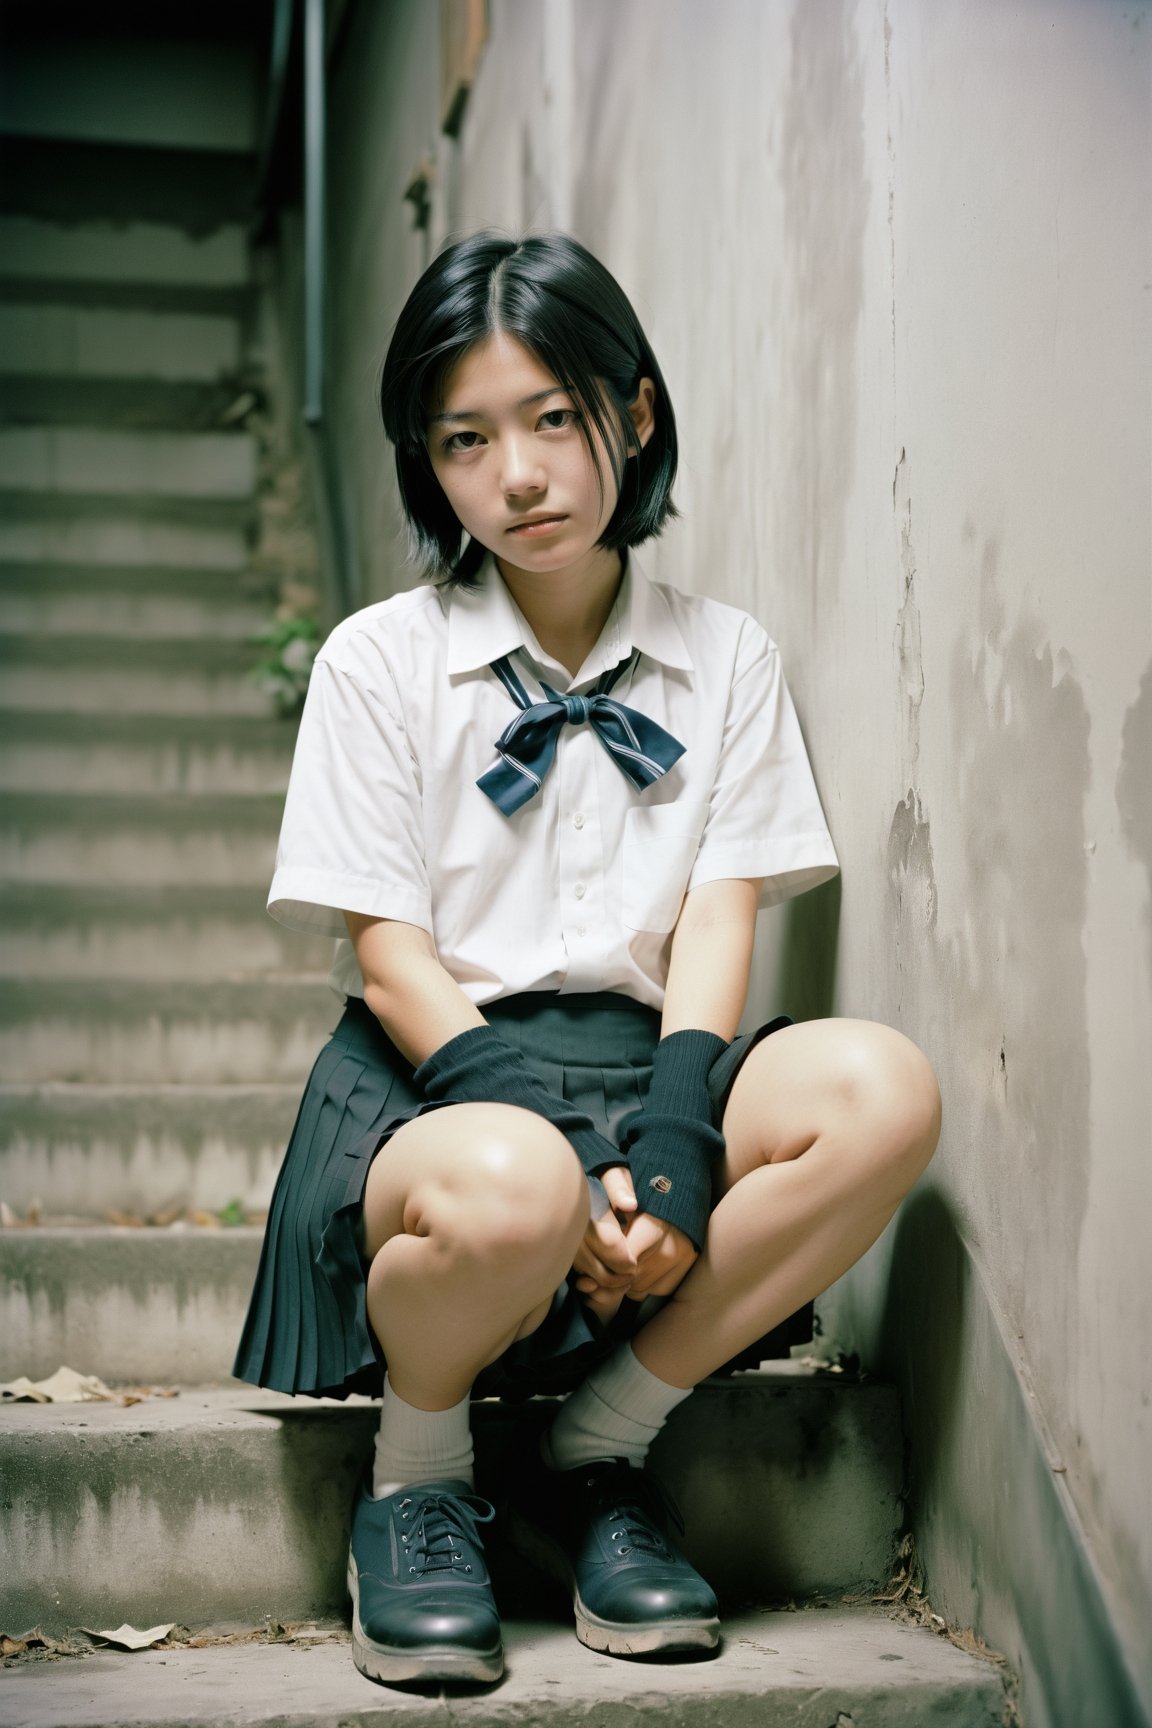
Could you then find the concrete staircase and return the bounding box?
[0,35,1009,1728]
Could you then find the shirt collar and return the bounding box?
[445,551,695,680]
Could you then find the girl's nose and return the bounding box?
[499,433,545,496]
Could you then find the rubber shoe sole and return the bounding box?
[347,1551,504,1685]
[507,1504,720,1657]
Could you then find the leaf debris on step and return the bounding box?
[0,1366,179,1405]
[80,1624,177,1651]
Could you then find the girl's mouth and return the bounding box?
[508,516,567,537]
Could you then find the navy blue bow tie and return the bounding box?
[477,653,686,816]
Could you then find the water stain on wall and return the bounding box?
[944,529,1092,1438]
[893,447,925,772]
[1116,661,1152,976]
[775,0,868,624]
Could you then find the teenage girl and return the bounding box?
[234,231,941,1689]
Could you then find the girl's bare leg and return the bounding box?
[630,1019,942,1389]
[361,1102,588,1410]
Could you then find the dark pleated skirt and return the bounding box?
[232,990,799,1403]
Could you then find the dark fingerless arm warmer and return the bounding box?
[412,1023,624,1178]
[620,1028,729,1251]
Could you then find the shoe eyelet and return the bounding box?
[409,1566,417,1574]
[464,1565,472,1573]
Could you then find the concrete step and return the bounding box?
[0,1614,1007,1728]
[0,633,277,718]
[0,374,256,432]
[0,425,255,499]
[0,301,241,382]
[0,712,295,794]
[0,561,274,638]
[0,976,339,1084]
[0,491,252,535]
[1,136,256,231]
[0,276,252,320]
[0,509,249,570]
[0,885,322,978]
[0,1611,1007,1727]
[0,214,250,292]
[0,1376,912,1632]
[0,1226,264,1383]
[0,792,282,887]
[0,1082,295,1216]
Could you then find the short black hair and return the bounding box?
[379,231,679,583]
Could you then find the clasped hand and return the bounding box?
[571,1166,697,1324]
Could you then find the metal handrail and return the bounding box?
[254,0,356,622]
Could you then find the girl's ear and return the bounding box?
[627,377,657,453]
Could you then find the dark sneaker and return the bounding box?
[347,1478,502,1685]
[506,1446,720,1657]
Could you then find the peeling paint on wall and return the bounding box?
[893,447,925,770]
[1116,661,1152,976]
[775,0,868,623]
[946,531,1091,1414]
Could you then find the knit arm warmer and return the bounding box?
[619,1029,729,1251]
[413,1024,624,1179]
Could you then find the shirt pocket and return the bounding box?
[621,802,709,933]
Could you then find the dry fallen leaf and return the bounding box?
[81,1623,176,1651]
[147,1204,185,1228]
[1,1628,67,1657]
[0,1366,117,1404]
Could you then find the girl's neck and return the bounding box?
[495,544,624,679]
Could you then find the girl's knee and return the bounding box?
[407,1105,587,1257]
[833,1022,941,1181]
[741,1017,940,1183]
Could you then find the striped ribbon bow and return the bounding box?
[476,653,686,816]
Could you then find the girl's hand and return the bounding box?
[572,1166,638,1322]
[619,1212,698,1300]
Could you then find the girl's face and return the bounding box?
[426,331,654,582]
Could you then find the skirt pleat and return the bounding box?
[233,990,800,1403]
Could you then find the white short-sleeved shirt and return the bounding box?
[269,553,839,1008]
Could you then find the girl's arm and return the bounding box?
[660,877,760,1041]
[601,876,762,1302]
[345,912,485,1065]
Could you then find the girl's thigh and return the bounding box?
[718,1017,941,1195]
[361,1100,587,1260]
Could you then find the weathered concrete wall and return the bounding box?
[298,1,1152,1717]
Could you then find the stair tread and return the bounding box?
[0,631,260,664]
[0,559,275,591]
[0,1608,1007,1727]
[0,709,294,743]
[0,215,251,290]
[0,883,273,911]
[0,1378,909,1633]
[0,277,253,316]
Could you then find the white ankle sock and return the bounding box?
[544,1345,694,1471]
[372,1376,475,1499]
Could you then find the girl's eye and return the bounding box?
[442,430,484,454]
[538,408,578,431]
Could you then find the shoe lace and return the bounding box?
[397,1489,494,1577]
[601,1470,685,1560]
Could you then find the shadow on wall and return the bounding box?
[873,1189,1150,1728]
[778,873,842,1025]
[875,1188,969,1527]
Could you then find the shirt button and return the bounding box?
[572,812,585,830]
[575,925,586,938]
[574,883,586,900]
